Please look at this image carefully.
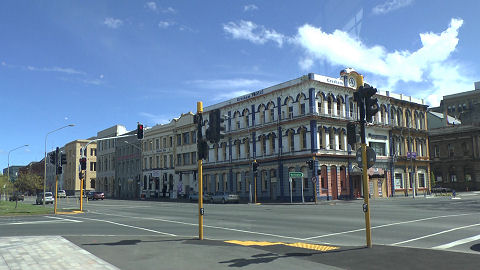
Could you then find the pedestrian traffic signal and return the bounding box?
[307,160,314,170]
[197,138,209,160]
[80,157,87,170]
[56,166,62,175]
[252,160,259,172]
[347,122,357,146]
[60,153,67,165]
[206,109,225,144]
[137,123,144,140]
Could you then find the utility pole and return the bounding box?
[197,101,205,240]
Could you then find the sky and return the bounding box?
[1,0,479,168]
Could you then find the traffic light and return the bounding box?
[137,123,144,140]
[80,157,87,170]
[364,86,379,123]
[60,153,67,165]
[206,109,225,144]
[306,160,313,170]
[49,152,56,164]
[56,166,62,175]
[347,122,357,146]
[197,138,208,160]
[252,161,259,172]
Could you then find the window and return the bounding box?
[236,121,241,130]
[261,171,267,191]
[149,157,152,169]
[369,142,386,156]
[236,173,241,192]
[434,145,440,158]
[177,154,182,166]
[156,156,160,168]
[289,131,295,152]
[169,154,173,167]
[418,173,425,188]
[177,134,182,146]
[183,153,190,165]
[163,138,167,148]
[394,173,403,189]
[90,162,96,171]
[191,131,196,143]
[143,158,147,170]
[300,103,306,115]
[288,106,293,118]
[465,174,472,182]
[270,108,275,122]
[163,155,167,168]
[183,132,190,145]
[156,139,160,150]
[169,137,173,147]
[191,152,196,165]
[301,130,307,150]
[260,110,265,124]
[448,144,454,157]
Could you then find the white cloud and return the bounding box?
[22,65,85,75]
[372,0,413,15]
[139,112,172,125]
[104,17,123,29]
[244,4,258,12]
[158,21,175,29]
[214,90,252,101]
[298,58,314,71]
[223,20,285,47]
[146,2,157,11]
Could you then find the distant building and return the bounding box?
[63,139,97,196]
[3,166,24,182]
[97,125,127,197]
[115,129,142,199]
[427,111,461,130]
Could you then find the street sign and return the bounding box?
[356,147,376,169]
[311,177,317,184]
[289,172,303,178]
[411,152,417,159]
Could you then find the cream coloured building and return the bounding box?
[63,139,97,196]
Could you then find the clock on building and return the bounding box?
[348,77,357,88]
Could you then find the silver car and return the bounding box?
[211,192,240,204]
[36,192,55,205]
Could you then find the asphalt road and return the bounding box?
[1,193,480,269]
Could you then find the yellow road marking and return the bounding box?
[225,240,339,251]
[56,211,84,215]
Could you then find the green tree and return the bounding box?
[14,173,43,195]
[0,175,14,200]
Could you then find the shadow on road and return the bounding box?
[83,238,189,246]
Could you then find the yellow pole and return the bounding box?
[313,156,317,204]
[197,101,204,240]
[80,173,83,212]
[254,159,257,204]
[361,143,372,248]
[54,175,58,214]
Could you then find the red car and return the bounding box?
[87,191,105,200]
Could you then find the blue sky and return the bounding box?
[1,0,479,168]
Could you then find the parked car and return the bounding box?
[93,192,105,200]
[86,191,95,200]
[36,192,54,205]
[432,185,452,194]
[188,193,213,202]
[211,192,240,204]
[9,192,24,201]
[57,190,67,198]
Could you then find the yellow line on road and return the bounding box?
[225,240,338,251]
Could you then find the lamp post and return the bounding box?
[43,124,74,206]
[8,144,29,205]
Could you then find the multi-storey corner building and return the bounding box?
[141,113,197,199]
[97,125,127,197]
[142,121,176,198]
[389,94,430,196]
[199,72,429,202]
[63,140,97,196]
[115,129,142,199]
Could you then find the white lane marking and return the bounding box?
[89,211,307,242]
[433,234,480,249]
[71,216,177,236]
[45,216,83,223]
[391,223,480,246]
[304,213,474,240]
[0,220,76,225]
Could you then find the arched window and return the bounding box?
[258,105,266,125]
[244,138,250,159]
[336,98,341,116]
[288,130,295,152]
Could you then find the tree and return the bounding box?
[14,173,43,195]
[0,175,13,201]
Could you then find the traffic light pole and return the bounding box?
[313,156,317,205]
[254,160,257,204]
[54,174,58,214]
[197,101,204,240]
[360,119,372,248]
[80,172,84,212]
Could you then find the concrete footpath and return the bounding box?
[1,235,478,270]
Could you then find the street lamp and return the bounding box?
[43,124,74,206]
[7,144,29,202]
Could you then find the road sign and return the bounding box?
[311,177,317,184]
[411,152,417,159]
[356,147,376,169]
[289,172,303,178]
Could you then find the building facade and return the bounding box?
[97,125,127,197]
[429,125,480,191]
[198,72,428,202]
[63,140,97,196]
[115,130,142,199]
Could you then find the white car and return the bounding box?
[57,190,67,198]
[36,192,55,205]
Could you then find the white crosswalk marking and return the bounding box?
[433,234,480,249]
